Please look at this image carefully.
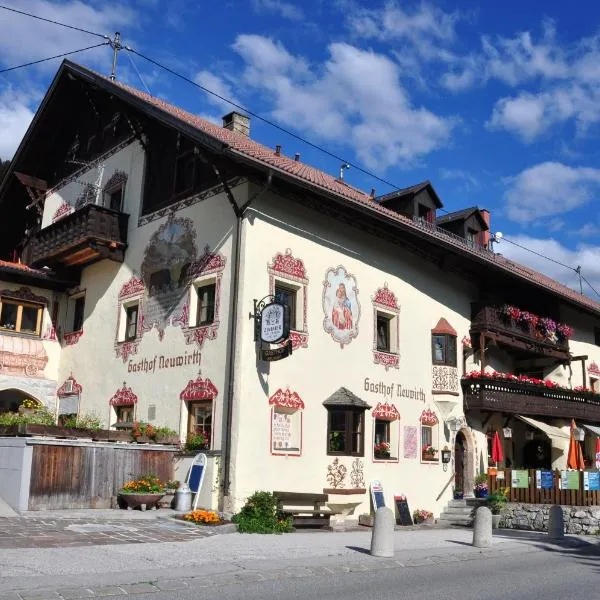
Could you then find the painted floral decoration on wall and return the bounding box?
[322,266,360,348]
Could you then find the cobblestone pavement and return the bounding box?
[0,548,512,600]
[0,517,213,549]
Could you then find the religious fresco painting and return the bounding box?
[322,266,360,348]
[140,213,198,339]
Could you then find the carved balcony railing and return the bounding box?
[470,305,569,359]
[28,204,129,268]
[462,377,600,421]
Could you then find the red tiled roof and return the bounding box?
[96,71,600,317]
[0,260,46,275]
[432,318,457,336]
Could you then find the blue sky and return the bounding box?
[1,1,600,296]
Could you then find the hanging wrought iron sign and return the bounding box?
[251,295,292,361]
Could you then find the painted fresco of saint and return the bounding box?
[332,283,353,330]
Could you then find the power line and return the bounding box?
[124,48,151,95]
[498,235,577,272]
[0,43,109,75]
[581,273,600,300]
[0,4,108,40]
[127,48,405,194]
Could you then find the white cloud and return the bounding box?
[232,35,455,170]
[0,88,35,159]
[0,0,136,71]
[487,93,549,142]
[251,0,303,20]
[499,234,600,297]
[194,71,241,114]
[439,168,480,190]
[504,161,600,221]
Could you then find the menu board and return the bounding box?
[403,426,418,459]
[512,470,529,488]
[394,495,413,526]
[583,471,600,491]
[561,471,580,490]
[536,470,554,489]
[371,480,385,511]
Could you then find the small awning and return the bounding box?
[582,424,600,437]
[516,415,570,442]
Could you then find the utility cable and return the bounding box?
[0,4,108,40]
[0,43,110,75]
[124,48,152,96]
[127,48,404,194]
[581,274,600,300]
[498,235,577,272]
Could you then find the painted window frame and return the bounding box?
[431,333,457,367]
[66,293,85,334]
[372,284,400,370]
[189,276,218,328]
[118,298,141,343]
[186,400,212,446]
[420,410,440,464]
[371,401,401,463]
[326,407,365,457]
[0,298,43,336]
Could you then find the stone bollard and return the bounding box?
[370,506,395,558]
[548,505,564,541]
[472,506,493,548]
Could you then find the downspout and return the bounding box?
[219,171,272,508]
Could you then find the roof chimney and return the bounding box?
[480,208,491,248]
[294,153,300,161]
[222,111,250,137]
[275,145,281,156]
[370,188,376,199]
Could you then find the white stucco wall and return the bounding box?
[228,191,477,517]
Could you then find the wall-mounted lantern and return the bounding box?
[441,446,452,463]
[573,427,585,442]
[502,427,512,439]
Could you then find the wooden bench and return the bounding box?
[273,491,332,529]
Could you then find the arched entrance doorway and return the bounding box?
[0,388,38,413]
[454,428,475,497]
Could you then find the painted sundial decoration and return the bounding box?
[322,266,360,348]
[140,213,198,339]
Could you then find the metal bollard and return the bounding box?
[174,482,192,512]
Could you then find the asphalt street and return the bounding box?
[1,515,598,600]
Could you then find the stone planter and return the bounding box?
[358,514,375,527]
[134,436,153,444]
[158,491,176,509]
[119,493,164,511]
[492,514,502,529]
[155,435,180,445]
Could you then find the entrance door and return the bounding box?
[454,431,466,493]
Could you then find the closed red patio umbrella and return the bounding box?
[567,419,585,470]
[491,430,503,465]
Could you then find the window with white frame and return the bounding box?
[376,311,399,353]
[420,409,440,462]
[187,401,212,448]
[372,402,400,461]
[189,278,216,327]
[66,294,85,333]
[274,281,300,331]
[118,300,140,342]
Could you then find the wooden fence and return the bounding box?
[488,468,600,506]
[28,442,176,510]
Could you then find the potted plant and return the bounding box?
[159,480,180,509]
[453,487,464,500]
[474,473,489,498]
[154,426,179,445]
[184,431,209,453]
[18,397,43,414]
[412,509,434,524]
[485,492,507,528]
[374,441,391,459]
[131,421,156,443]
[422,444,438,461]
[119,474,165,510]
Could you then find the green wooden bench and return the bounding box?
[273,491,332,529]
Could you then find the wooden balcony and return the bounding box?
[462,376,600,421]
[470,305,569,359]
[28,204,128,268]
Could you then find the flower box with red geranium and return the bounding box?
[422,444,438,461]
[374,441,391,459]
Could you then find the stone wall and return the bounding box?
[501,503,600,535]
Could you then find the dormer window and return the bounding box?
[418,203,434,224]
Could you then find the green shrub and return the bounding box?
[0,410,55,426]
[62,412,102,430]
[154,426,178,438]
[485,492,507,515]
[232,491,293,534]
[184,432,208,452]
[474,473,488,485]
